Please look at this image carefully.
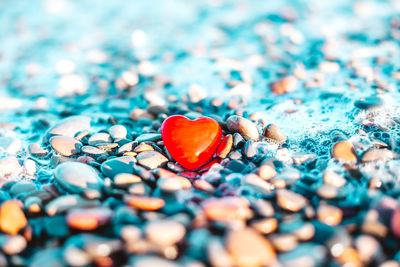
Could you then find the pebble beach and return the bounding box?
[1,0,400,266]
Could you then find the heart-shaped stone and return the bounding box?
[161,115,222,170]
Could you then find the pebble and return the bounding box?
[361,148,395,163]
[270,76,297,95]
[243,140,257,158]
[88,132,112,146]
[108,125,127,139]
[317,204,343,226]
[45,195,100,216]
[0,235,27,255]
[258,164,277,180]
[135,133,162,143]
[251,218,278,234]
[125,196,165,211]
[0,157,23,180]
[276,189,308,212]
[270,234,298,252]
[331,141,358,163]
[323,170,346,187]
[145,220,186,246]
[0,200,27,235]
[67,207,112,230]
[134,143,154,153]
[226,228,276,267]
[50,136,82,156]
[216,134,233,158]
[54,162,103,194]
[81,145,108,157]
[118,141,138,154]
[263,124,287,144]
[354,96,383,110]
[0,136,21,154]
[113,173,142,187]
[202,197,251,221]
[226,115,260,141]
[101,156,137,178]
[10,180,36,196]
[158,176,191,193]
[28,143,48,157]
[44,115,91,143]
[137,151,168,169]
[316,185,338,199]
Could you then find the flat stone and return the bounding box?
[263,124,287,144]
[44,115,91,143]
[251,218,278,234]
[145,220,186,246]
[216,134,233,158]
[323,170,346,187]
[270,76,297,95]
[10,180,36,196]
[137,151,168,169]
[157,176,191,193]
[114,173,142,187]
[317,204,342,226]
[88,132,112,146]
[108,125,127,139]
[361,148,395,163]
[125,196,165,211]
[135,133,162,143]
[0,235,27,255]
[226,115,260,141]
[28,143,48,158]
[101,156,137,178]
[67,207,113,230]
[331,141,357,163]
[134,143,154,153]
[0,200,27,235]
[50,136,82,156]
[117,141,138,154]
[226,228,276,267]
[54,162,103,194]
[81,146,108,157]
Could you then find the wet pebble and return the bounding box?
[50,136,82,156]
[361,148,395,163]
[145,220,186,246]
[108,125,127,139]
[44,115,91,143]
[125,196,165,211]
[0,200,27,235]
[331,141,357,163]
[263,124,287,144]
[137,151,168,169]
[276,189,308,212]
[101,156,137,178]
[88,132,112,146]
[216,134,233,158]
[226,115,260,141]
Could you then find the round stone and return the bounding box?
[361,148,395,163]
[203,197,252,221]
[101,156,137,178]
[88,132,112,146]
[270,76,297,95]
[125,196,165,211]
[67,207,112,230]
[226,228,276,267]
[323,170,346,187]
[54,162,102,194]
[50,136,82,156]
[10,180,36,196]
[226,115,260,141]
[145,220,186,246]
[157,176,191,193]
[263,124,287,144]
[108,125,127,139]
[317,204,342,226]
[276,189,308,212]
[331,141,357,163]
[137,151,168,169]
[1,235,27,255]
[114,173,142,187]
[251,218,278,234]
[258,164,277,180]
[0,200,27,235]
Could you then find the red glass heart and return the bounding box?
[161,115,222,170]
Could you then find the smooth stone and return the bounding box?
[0,200,27,235]
[243,140,257,158]
[88,132,112,146]
[54,162,102,194]
[44,115,91,143]
[226,115,260,141]
[23,159,36,176]
[28,143,48,158]
[108,125,127,139]
[101,156,137,178]
[145,220,186,246]
[137,151,168,169]
[134,143,154,153]
[331,141,357,163]
[263,124,287,144]
[50,136,82,157]
[270,234,298,252]
[67,207,112,230]
[117,141,138,154]
[135,133,162,143]
[258,164,277,180]
[10,181,36,196]
[0,136,21,154]
[276,189,308,212]
[251,218,278,234]
[323,170,346,187]
[157,176,191,193]
[113,173,142,187]
[270,76,297,95]
[233,133,245,148]
[226,228,276,267]
[0,157,23,181]
[361,148,395,163]
[125,196,165,211]
[45,195,100,216]
[81,146,108,157]
[216,134,233,158]
[0,235,27,255]
[203,197,251,221]
[354,96,383,110]
[317,204,342,226]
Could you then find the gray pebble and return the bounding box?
[101,156,137,178]
[226,115,260,141]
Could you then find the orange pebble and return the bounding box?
[0,200,27,235]
[216,134,233,159]
[125,196,165,211]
